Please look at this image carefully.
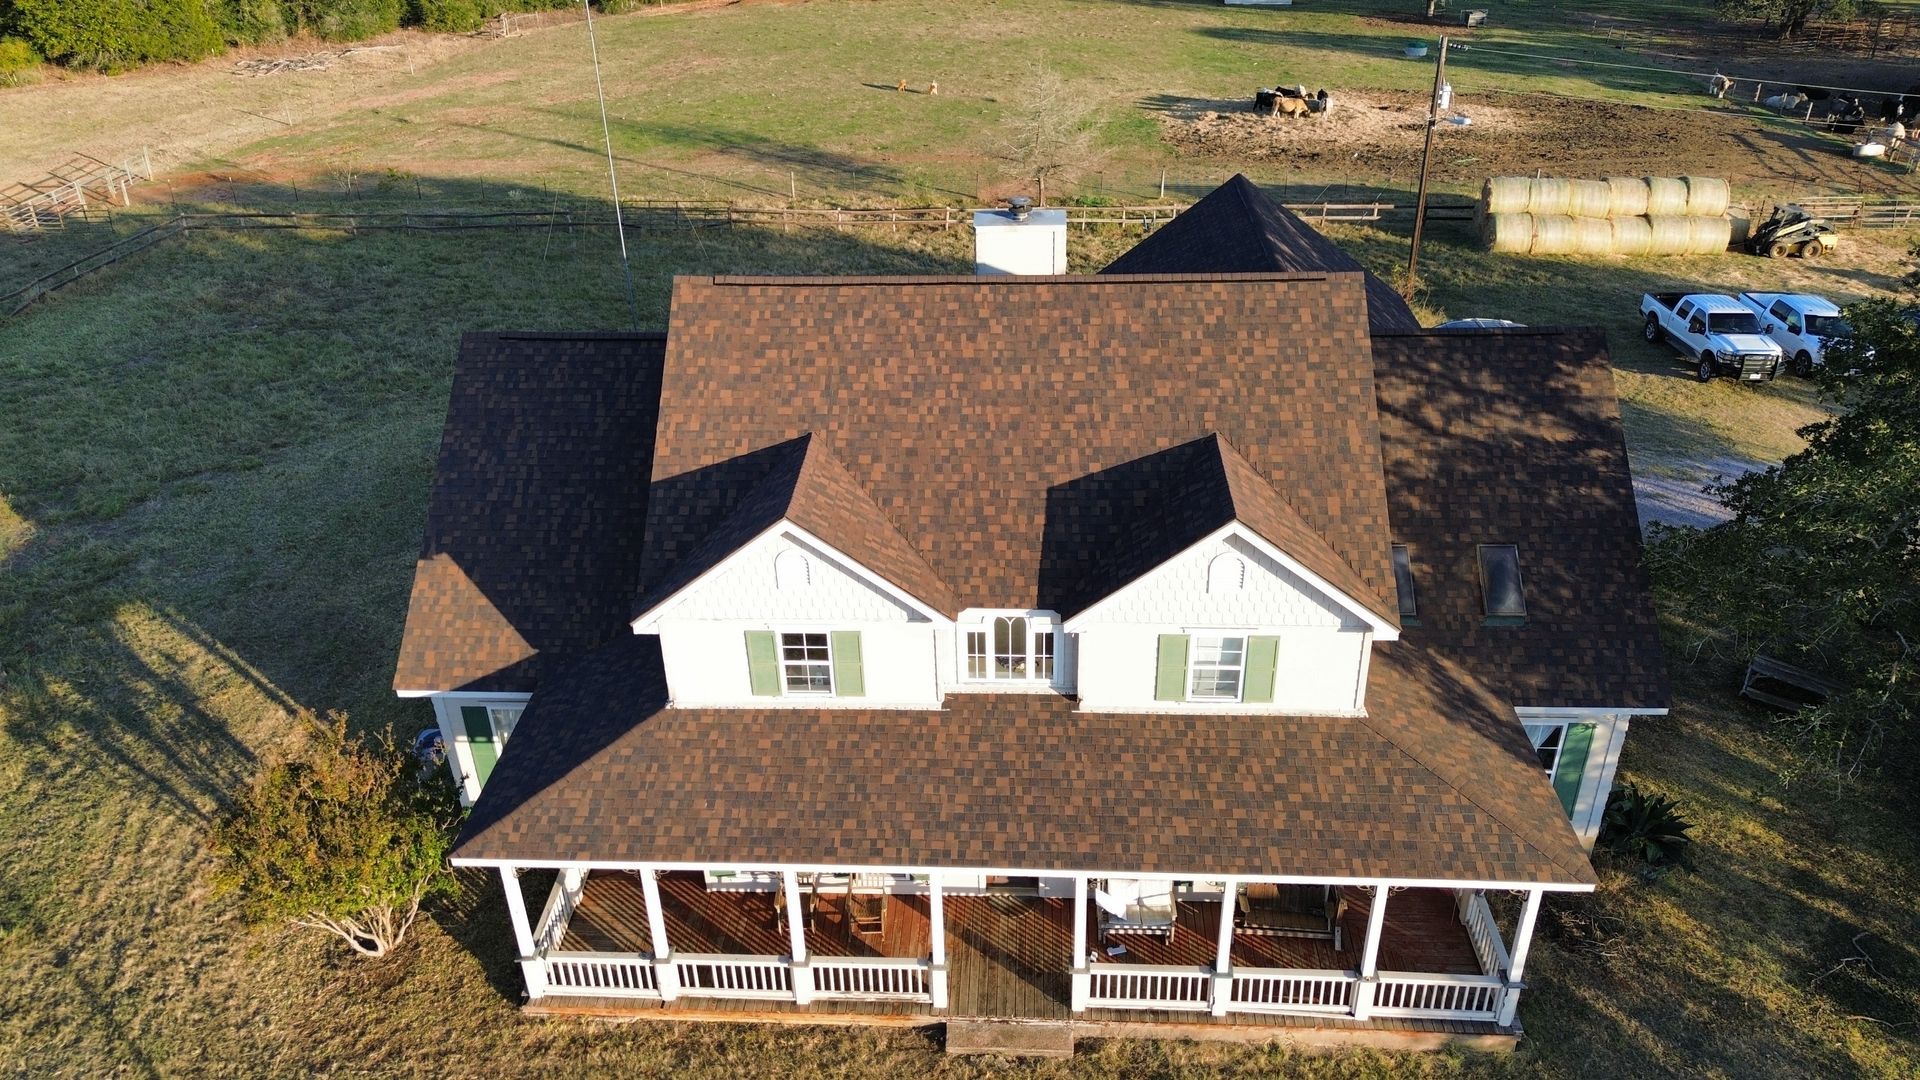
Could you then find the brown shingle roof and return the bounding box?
[634,432,957,620]
[1100,174,1422,334]
[642,274,1399,619]
[1372,328,1669,709]
[450,635,1593,885]
[393,332,665,693]
[1062,434,1396,626]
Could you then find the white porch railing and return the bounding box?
[1372,972,1505,1021]
[671,953,794,999]
[1455,889,1512,979]
[543,951,662,997]
[1086,964,1213,1011]
[811,956,933,1000]
[1227,968,1357,1014]
[534,868,586,952]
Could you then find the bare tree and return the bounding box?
[999,67,1102,204]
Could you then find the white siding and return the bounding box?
[1087,536,1362,629]
[1074,623,1370,714]
[659,621,941,707]
[654,531,924,624]
[1517,709,1633,851]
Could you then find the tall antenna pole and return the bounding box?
[585,0,640,329]
[1406,35,1449,295]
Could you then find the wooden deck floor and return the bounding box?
[541,874,1508,1045]
[563,874,1480,990]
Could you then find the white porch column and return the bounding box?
[1351,884,1389,1020]
[637,866,680,1001]
[1497,888,1545,1027]
[1210,877,1237,1016]
[928,875,949,1009]
[499,866,547,998]
[784,870,815,1004]
[1069,875,1090,1012]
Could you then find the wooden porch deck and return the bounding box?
[561,873,1481,1003]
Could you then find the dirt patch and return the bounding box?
[1157,89,1920,198]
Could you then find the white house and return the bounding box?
[392,177,1667,1054]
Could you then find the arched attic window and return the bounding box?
[773,549,812,590]
[1207,553,1247,594]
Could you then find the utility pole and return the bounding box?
[1405,35,1449,294]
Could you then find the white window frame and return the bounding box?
[1186,631,1250,703]
[1524,723,1566,783]
[777,629,835,696]
[487,705,524,741]
[959,611,1059,684]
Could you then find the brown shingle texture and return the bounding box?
[451,635,1593,885]
[635,432,957,619]
[393,332,664,693]
[1101,174,1423,334]
[642,274,1399,620]
[1372,328,1669,709]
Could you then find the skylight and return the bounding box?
[1391,544,1417,618]
[1478,544,1526,618]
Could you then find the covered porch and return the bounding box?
[496,867,1545,1030]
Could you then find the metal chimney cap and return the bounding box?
[1006,196,1034,221]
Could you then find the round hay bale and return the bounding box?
[1572,216,1614,254]
[1528,178,1574,215]
[1611,215,1654,256]
[1646,215,1693,256]
[1570,180,1612,218]
[1531,213,1577,254]
[1645,177,1689,216]
[1728,210,1752,247]
[1485,212,1533,252]
[1683,176,1730,217]
[1605,177,1650,217]
[1686,214,1733,255]
[1484,177,1531,215]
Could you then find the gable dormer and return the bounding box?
[632,434,954,708]
[1060,435,1397,715]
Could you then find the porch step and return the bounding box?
[945,1019,1076,1058]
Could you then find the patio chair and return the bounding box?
[843,878,885,938]
[1236,883,1345,948]
[1096,878,1177,943]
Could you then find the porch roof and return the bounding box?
[451,636,1595,886]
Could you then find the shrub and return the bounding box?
[410,0,483,32]
[216,0,287,44]
[210,711,460,959]
[283,0,405,41]
[8,0,224,71]
[0,36,42,86]
[1599,782,1695,870]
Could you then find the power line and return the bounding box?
[583,0,640,330]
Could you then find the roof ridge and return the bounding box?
[1347,665,1592,882]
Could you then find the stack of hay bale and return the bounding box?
[1481,176,1738,256]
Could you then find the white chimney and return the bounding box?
[973,198,1067,275]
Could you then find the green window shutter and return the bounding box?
[1243,636,1280,703]
[830,631,865,697]
[1154,635,1190,701]
[1553,723,1596,816]
[745,631,781,696]
[460,705,497,787]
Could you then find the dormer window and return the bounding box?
[1187,634,1247,701]
[961,612,1058,682]
[1478,544,1526,619]
[781,632,834,694]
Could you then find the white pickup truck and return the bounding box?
[1737,292,1853,377]
[1640,292,1784,383]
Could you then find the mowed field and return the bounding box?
[3,0,1920,1076]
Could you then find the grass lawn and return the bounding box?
[1,188,1917,1076]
